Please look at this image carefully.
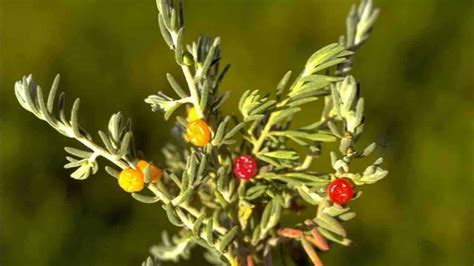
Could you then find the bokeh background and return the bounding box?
[1,0,472,265]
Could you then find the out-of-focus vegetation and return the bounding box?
[1,0,472,265]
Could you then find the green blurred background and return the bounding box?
[1,0,472,265]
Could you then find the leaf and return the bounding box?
[64,147,92,158]
[276,71,292,97]
[192,212,206,236]
[271,130,337,143]
[166,73,188,98]
[118,132,132,157]
[132,193,160,204]
[317,227,352,246]
[218,226,239,252]
[175,27,185,64]
[270,107,300,125]
[315,213,346,237]
[266,198,282,230]
[260,200,273,230]
[305,43,352,74]
[324,204,350,216]
[171,187,194,205]
[339,212,356,221]
[198,37,220,79]
[69,159,98,180]
[362,142,376,157]
[158,14,173,48]
[223,122,246,141]
[212,116,230,146]
[70,98,81,137]
[205,218,214,244]
[358,168,388,184]
[105,166,119,179]
[200,79,211,108]
[47,74,60,113]
[289,75,343,99]
[261,150,299,160]
[245,185,267,200]
[165,204,183,226]
[98,130,115,153]
[296,185,323,205]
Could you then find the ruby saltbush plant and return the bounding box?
[14,0,387,265]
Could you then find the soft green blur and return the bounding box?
[1,0,472,265]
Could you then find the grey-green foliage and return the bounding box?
[14,0,387,265]
[14,74,136,179]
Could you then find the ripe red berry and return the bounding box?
[327,178,354,205]
[233,155,257,180]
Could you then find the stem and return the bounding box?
[76,136,129,169]
[58,125,129,170]
[251,69,309,154]
[181,65,204,118]
[170,31,204,119]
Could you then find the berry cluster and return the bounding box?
[118,160,162,193]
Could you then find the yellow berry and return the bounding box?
[187,106,200,122]
[118,168,145,193]
[185,119,211,147]
[136,160,162,183]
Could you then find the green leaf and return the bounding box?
[205,218,214,244]
[289,75,342,98]
[192,212,206,236]
[70,98,81,137]
[64,147,92,158]
[305,43,352,74]
[315,213,346,237]
[175,27,185,64]
[245,185,267,200]
[223,122,246,141]
[261,150,299,160]
[166,73,188,98]
[211,116,230,146]
[47,74,60,113]
[339,212,356,221]
[260,200,273,230]
[218,226,238,252]
[276,71,292,97]
[118,132,132,157]
[158,14,173,48]
[165,204,183,226]
[105,166,119,179]
[270,107,300,125]
[318,227,352,246]
[132,193,160,204]
[171,187,194,205]
[198,37,220,79]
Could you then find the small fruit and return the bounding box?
[327,178,354,205]
[233,155,257,180]
[187,106,200,122]
[118,168,145,193]
[136,160,162,182]
[185,119,211,146]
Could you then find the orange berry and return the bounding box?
[136,160,162,183]
[118,168,145,193]
[185,119,211,146]
[187,106,200,122]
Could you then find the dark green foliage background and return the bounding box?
[1,0,472,265]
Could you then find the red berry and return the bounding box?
[327,178,354,205]
[233,155,257,180]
